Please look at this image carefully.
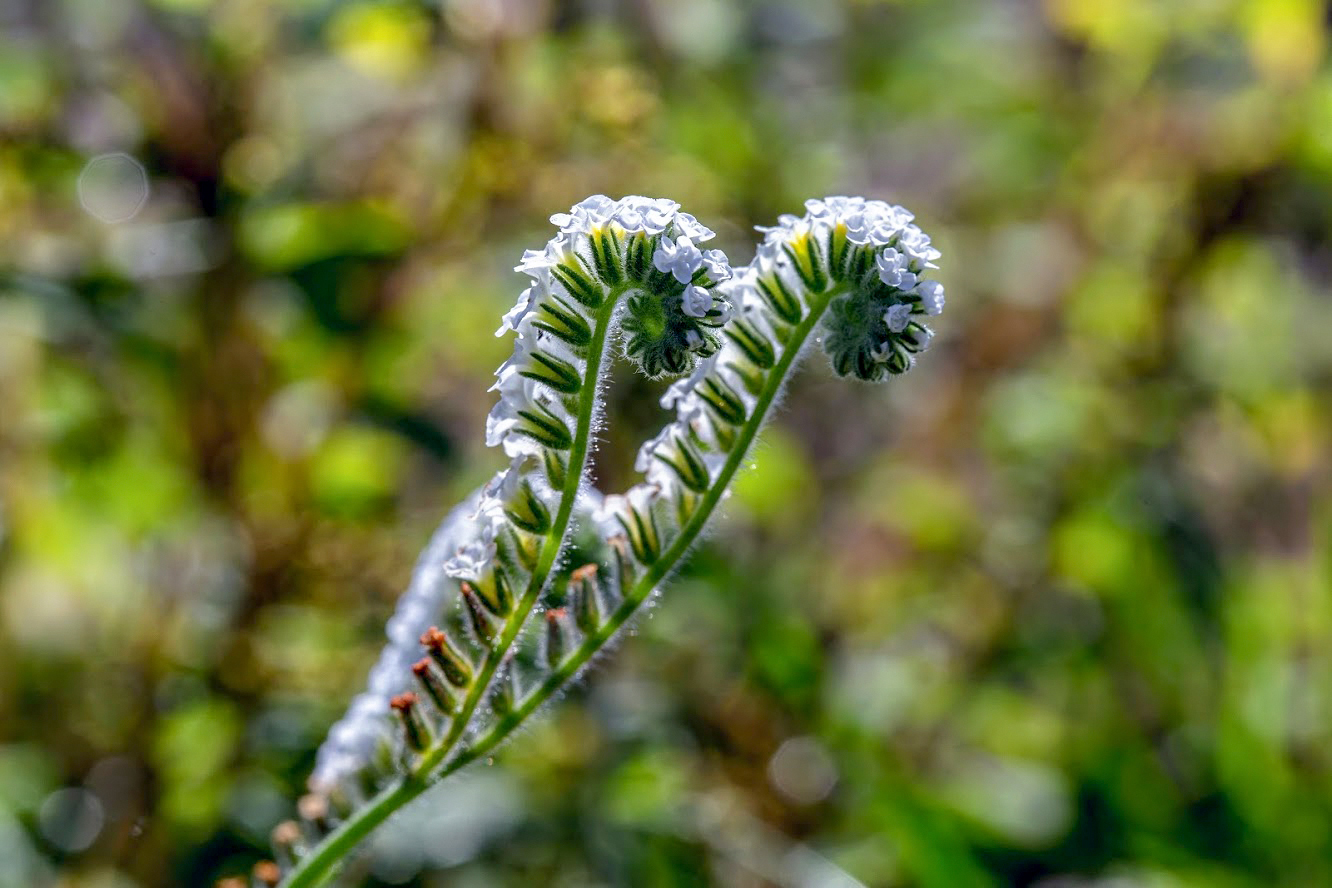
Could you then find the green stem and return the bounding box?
[440,284,840,779]
[281,287,627,888]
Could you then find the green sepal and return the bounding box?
[519,350,582,395]
[503,478,552,536]
[588,228,623,286]
[551,261,605,309]
[542,449,567,492]
[755,273,804,325]
[697,377,747,427]
[653,436,711,494]
[726,360,765,398]
[514,403,573,450]
[617,503,661,565]
[724,319,776,369]
[532,295,593,350]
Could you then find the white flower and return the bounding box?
[885,303,912,333]
[514,241,564,280]
[869,341,898,364]
[654,235,703,284]
[876,247,918,290]
[671,211,715,242]
[595,486,660,540]
[713,295,735,324]
[661,352,716,411]
[701,248,731,282]
[485,372,538,447]
[916,279,945,316]
[549,194,616,233]
[615,196,678,234]
[681,284,713,318]
[897,227,941,268]
[495,283,540,337]
[443,526,498,583]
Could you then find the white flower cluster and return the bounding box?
[489,194,730,455]
[604,195,946,561]
[758,195,941,294]
[756,195,945,375]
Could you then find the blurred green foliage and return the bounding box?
[1,0,1331,886]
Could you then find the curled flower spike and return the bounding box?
[282,196,944,888]
[752,195,944,381]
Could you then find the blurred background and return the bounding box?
[2,0,1331,885]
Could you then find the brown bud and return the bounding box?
[271,819,302,867]
[296,793,329,830]
[420,626,473,687]
[572,564,603,634]
[461,584,498,644]
[412,657,456,715]
[390,692,431,752]
[252,860,281,887]
[544,608,570,668]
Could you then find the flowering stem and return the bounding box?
[282,286,628,888]
[436,282,843,779]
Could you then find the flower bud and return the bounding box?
[412,657,456,716]
[252,861,281,888]
[271,820,302,869]
[297,793,330,833]
[461,584,500,644]
[491,669,519,719]
[420,626,472,687]
[389,693,431,753]
[571,564,604,635]
[544,608,571,668]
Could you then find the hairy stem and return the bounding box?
[282,287,627,888]
[440,283,840,779]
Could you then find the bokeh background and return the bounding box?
[3,0,1332,885]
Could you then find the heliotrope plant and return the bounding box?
[258,194,945,888]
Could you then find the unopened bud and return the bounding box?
[412,657,456,715]
[608,534,637,592]
[617,498,661,564]
[491,669,518,718]
[390,693,431,752]
[252,861,281,888]
[420,626,472,687]
[271,820,302,867]
[544,608,570,668]
[468,572,513,618]
[461,585,499,644]
[297,793,329,832]
[571,564,603,635]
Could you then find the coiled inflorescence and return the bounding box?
[281,196,944,888]
[605,196,945,567]
[307,195,737,808]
